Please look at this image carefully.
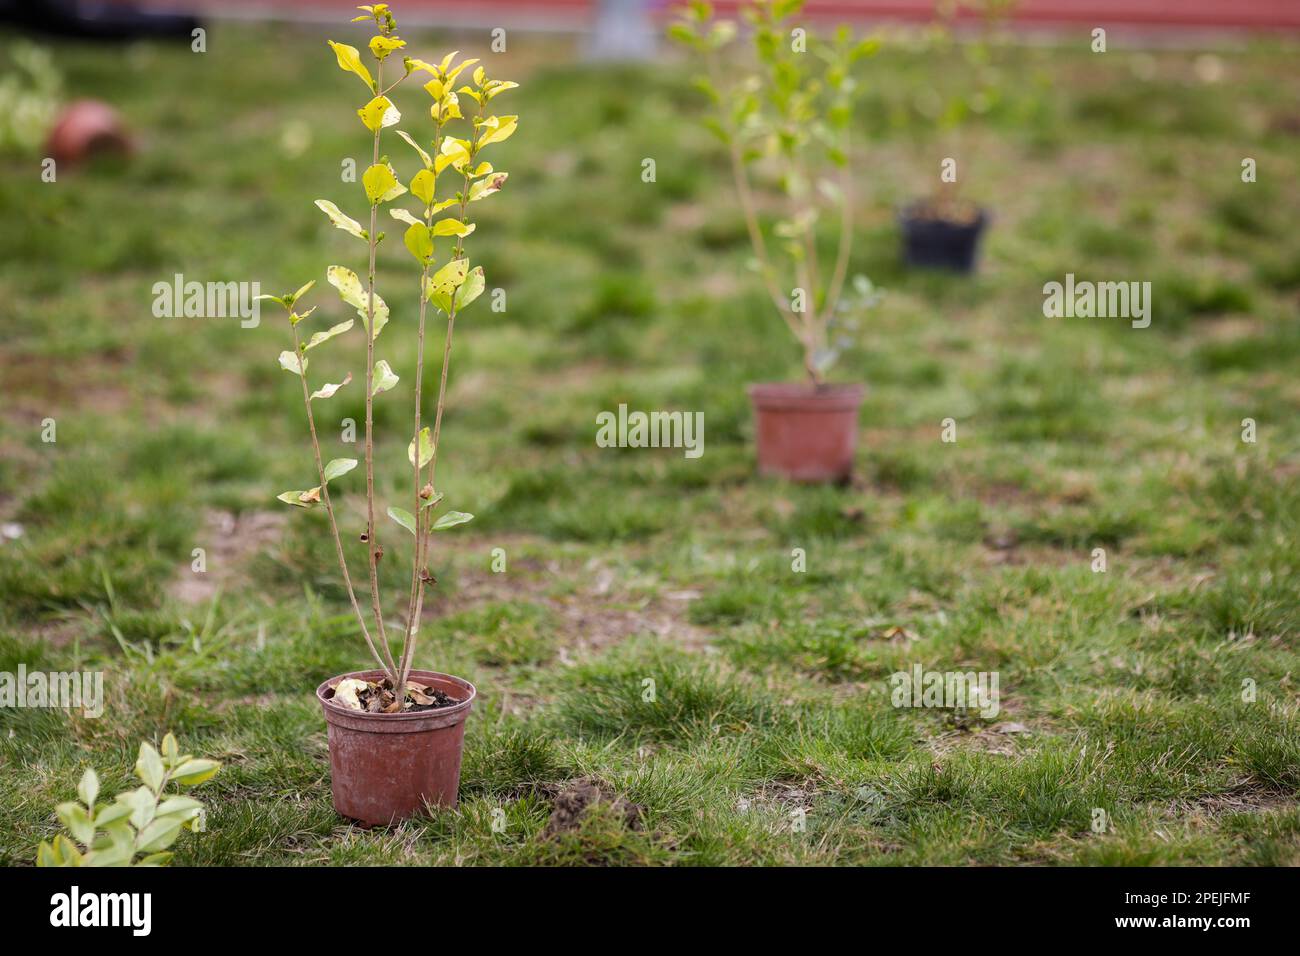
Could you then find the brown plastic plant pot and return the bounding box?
[317,669,476,826]
[44,99,133,168]
[748,382,865,483]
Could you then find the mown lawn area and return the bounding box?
[1,21,1298,865]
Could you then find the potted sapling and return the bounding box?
[897,0,1015,272]
[261,2,518,825]
[671,0,881,483]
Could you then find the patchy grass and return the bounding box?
[0,24,1298,866]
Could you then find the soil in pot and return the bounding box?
[748,382,865,484]
[324,676,462,714]
[899,197,989,273]
[317,669,476,825]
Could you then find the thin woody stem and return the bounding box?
[822,124,854,339]
[398,158,439,696]
[402,117,446,622]
[791,174,820,385]
[706,49,807,358]
[290,320,396,682]
[398,96,484,691]
[398,309,453,691]
[399,262,431,689]
[397,112,451,698]
[792,148,825,385]
[362,56,388,662]
[379,71,411,97]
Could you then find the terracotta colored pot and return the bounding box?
[317,669,475,826]
[44,100,132,168]
[748,382,865,483]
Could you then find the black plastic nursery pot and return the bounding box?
[899,202,990,273]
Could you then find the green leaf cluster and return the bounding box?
[36,734,221,867]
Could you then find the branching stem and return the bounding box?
[290,321,395,681]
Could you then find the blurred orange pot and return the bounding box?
[748,382,864,483]
[44,100,132,168]
[317,669,475,826]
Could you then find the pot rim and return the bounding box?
[747,381,865,410]
[316,668,476,723]
[896,200,990,229]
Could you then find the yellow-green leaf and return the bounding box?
[372,359,399,395]
[390,207,422,227]
[468,171,508,202]
[315,199,367,240]
[423,75,447,100]
[56,801,94,845]
[432,217,474,237]
[439,136,471,172]
[410,168,436,206]
[323,458,358,483]
[170,758,221,786]
[93,802,132,828]
[362,162,407,204]
[430,92,461,123]
[453,266,485,311]
[327,265,389,338]
[36,840,57,867]
[405,56,438,75]
[369,35,406,60]
[304,319,353,350]
[277,489,319,509]
[477,115,518,148]
[387,506,417,536]
[432,257,468,289]
[395,129,432,169]
[327,40,375,91]
[432,510,474,531]
[135,742,165,792]
[358,95,400,132]
[77,768,99,807]
[278,350,306,375]
[425,257,469,312]
[136,817,183,854]
[403,222,433,263]
[408,426,433,468]
[445,57,479,83]
[310,373,352,401]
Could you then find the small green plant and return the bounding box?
[36,733,220,867]
[0,40,60,156]
[906,0,1018,222]
[260,3,518,704]
[0,41,61,156]
[670,0,879,384]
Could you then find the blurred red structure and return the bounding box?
[132,0,1300,31]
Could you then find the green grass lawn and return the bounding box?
[1,21,1298,866]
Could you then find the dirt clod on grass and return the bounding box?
[543,778,644,837]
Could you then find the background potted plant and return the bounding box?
[263,2,518,825]
[896,0,1015,272]
[671,0,880,483]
